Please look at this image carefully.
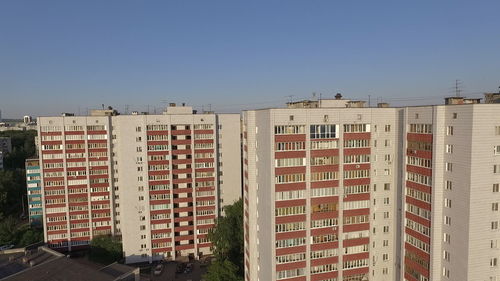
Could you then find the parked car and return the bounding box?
[176,263,186,273]
[184,263,193,273]
[0,245,15,251]
[153,264,164,276]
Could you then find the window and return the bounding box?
[493,203,499,211]
[343,124,370,133]
[409,124,432,134]
[496,126,500,135]
[494,184,500,193]
[446,144,454,153]
[446,162,453,172]
[289,115,294,121]
[385,125,391,132]
[444,250,450,261]
[495,165,500,174]
[446,126,454,136]
[445,181,453,190]
[492,221,499,230]
[491,258,498,267]
[384,183,390,190]
[495,146,500,155]
[453,113,458,119]
[444,216,452,225]
[443,233,451,243]
[445,198,452,208]
[310,125,337,139]
[274,125,305,135]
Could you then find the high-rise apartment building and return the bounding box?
[243,100,402,281]
[402,105,500,281]
[36,105,241,263]
[26,158,43,226]
[243,98,500,281]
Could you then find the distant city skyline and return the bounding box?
[1,0,499,118]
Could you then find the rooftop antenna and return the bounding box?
[102,104,105,110]
[455,79,462,97]
[312,92,316,100]
[368,95,371,107]
[124,105,130,115]
[161,100,169,111]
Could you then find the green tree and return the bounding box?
[204,260,243,281]
[0,216,18,245]
[89,235,123,264]
[18,227,43,246]
[0,170,26,218]
[0,130,37,170]
[204,199,244,280]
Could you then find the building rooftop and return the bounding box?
[0,247,139,281]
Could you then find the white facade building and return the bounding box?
[36,105,242,264]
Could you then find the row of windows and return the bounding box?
[343,259,369,269]
[276,237,306,248]
[406,234,430,253]
[311,187,337,197]
[406,218,430,236]
[409,124,432,134]
[344,154,370,163]
[311,263,337,274]
[276,173,305,184]
[276,253,306,264]
[406,203,431,220]
[343,215,369,225]
[407,172,432,186]
[312,171,338,181]
[344,170,370,179]
[407,156,431,168]
[344,184,370,195]
[344,139,370,148]
[275,206,306,217]
[276,190,305,201]
[276,268,305,280]
[406,187,432,203]
[408,140,432,151]
[275,157,306,167]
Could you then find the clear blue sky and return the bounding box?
[1,0,499,118]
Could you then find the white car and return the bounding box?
[0,245,14,251]
[153,264,164,276]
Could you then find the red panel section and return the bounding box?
[275,215,307,224]
[275,183,306,192]
[343,148,371,156]
[343,223,369,232]
[343,163,370,171]
[407,133,432,143]
[310,180,339,188]
[275,245,306,256]
[310,149,339,157]
[276,261,306,272]
[275,151,306,159]
[405,212,431,228]
[275,166,307,175]
[310,165,339,173]
[343,132,370,140]
[275,199,306,208]
[406,165,432,176]
[343,193,369,201]
[311,196,338,205]
[274,134,306,142]
[276,231,307,240]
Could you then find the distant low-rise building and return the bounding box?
[0,136,12,153]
